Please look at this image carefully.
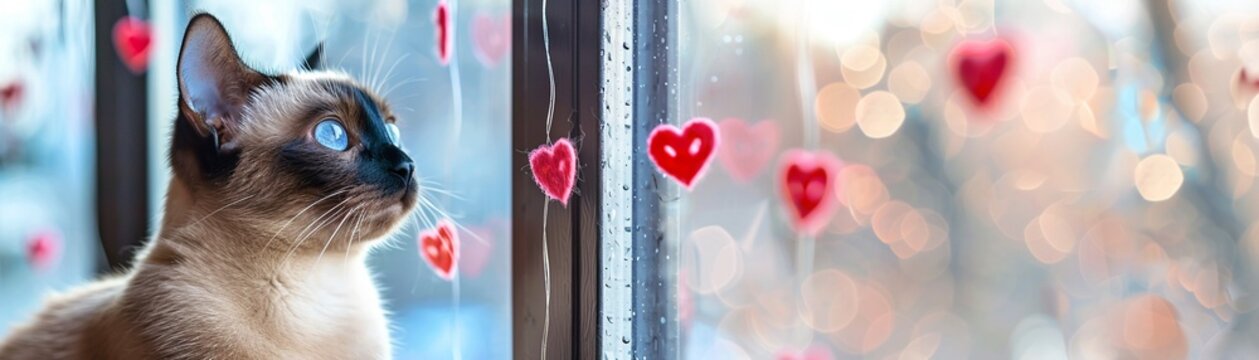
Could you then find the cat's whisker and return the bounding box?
[261,189,348,252]
[379,77,427,101]
[420,186,464,201]
[315,204,363,265]
[369,28,398,95]
[344,210,367,266]
[189,194,255,226]
[278,198,353,270]
[377,53,411,98]
[359,27,368,87]
[417,196,489,246]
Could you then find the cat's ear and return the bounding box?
[176,14,268,150]
[302,43,323,70]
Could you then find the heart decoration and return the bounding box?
[471,13,510,68]
[434,1,452,65]
[950,38,1013,108]
[1231,67,1259,109]
[112,16,152,74]
[780,150,842,236]
[529,138,577,206]
[26,228,62,272]
[458,223,495,279]
[717,118,779,183]
[0,80,23,113]
[419,220,459,280]
[648,118,720,189]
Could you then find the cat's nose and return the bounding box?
[390,160,415,184]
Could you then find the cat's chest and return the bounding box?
[264,264,392,359]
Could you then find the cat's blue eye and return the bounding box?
[386,123,402,145]
[314,119,349,151]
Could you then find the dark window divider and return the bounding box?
[510,0,601,357]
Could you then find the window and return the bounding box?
[5,0,1259,359]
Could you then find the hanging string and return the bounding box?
[541,0,557,141]
[124,0,146,19]
[441,1,465,359]
[792,0,819,350]
[538,0,557,356]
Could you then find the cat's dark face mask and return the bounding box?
[170,14,418,248]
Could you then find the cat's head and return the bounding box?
[169,14,417,249]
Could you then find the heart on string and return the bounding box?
[648,118,720,189]
[112,16,152,74]
[0,80,23,113]
[434,1,452,65]
[950,38,1013,108]
[471,13,510,68]
[26,228,62,272]
[419,220,458,280]
[1231,67,1259,109]
[780,150,842,236]
[717,118,779,183]
[529,138,577,206]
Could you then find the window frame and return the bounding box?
[509,0,602,357]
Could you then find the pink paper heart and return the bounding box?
[434,1,452,65]
[0,80,23,113]
[26,228,62,272]
[950,38,1013,108]
[471,13,510,68]
[780,150,842,236]
[112,16,152,74]
[717,118,779,183]
[529,138,577,206]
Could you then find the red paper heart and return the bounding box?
[648,118,720,189]
[0,80,23,113]
[435,2,452,65]
[112,16,152,74]
[950,38,1013,108]
[26,228,62,272]
[717,118,779,183]
[529,138,577,206]
[780,150,842,236]
[471,13,510,68]
[419,220,459,280]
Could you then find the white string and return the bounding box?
[540,203,552,359]
[443,1,463,357]
[452,270,462,360]
[541,0,557,141]
[448,0,465,168]
[124,0,146,19]
[792,0,818,351]
[538,0,557,356]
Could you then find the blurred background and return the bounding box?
[0,0,510,358]
[673,0,1259,358]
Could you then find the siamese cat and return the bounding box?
[0,14,416,360]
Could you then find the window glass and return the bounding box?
[670,0,1259,358]
[0,0,96,334]
[153,1,513,357]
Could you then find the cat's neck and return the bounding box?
[140,179,370,275]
